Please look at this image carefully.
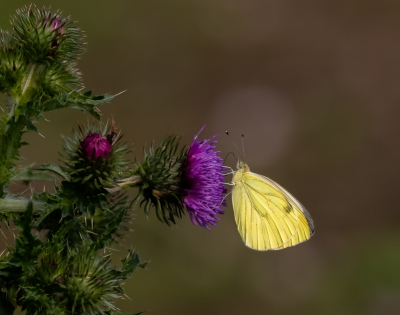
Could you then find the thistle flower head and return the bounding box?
[36,62,82,97]
[132,127,226,228]
[183,126,227,229]
[81,132,112,161]
[61,122,130,216]
[11,5,84,63]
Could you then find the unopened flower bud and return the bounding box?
[81,132,111,161]
[61,124,130,216]
[11,5,84,62]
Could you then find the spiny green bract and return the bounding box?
[60,122,131,217]
[35,190,133,253]
[135,136,188,225]
[11,5,84,63]
[36,62,82,98]
[0,31,26,93]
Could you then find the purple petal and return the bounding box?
[183,126,227,229]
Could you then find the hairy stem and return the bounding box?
[106,175,142,193]
[0,63,40,196]
[0,114,27,197]
[20,63,36,100]
[0,198,43,213]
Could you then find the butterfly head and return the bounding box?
[236,160,250,172]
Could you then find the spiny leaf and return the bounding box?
[43,90,116,119]
[8,202,42,272]
[25,120,38,132]
[46,218,78,253]
[118,250,147,280]
[32,163,71,181]
[90,207,126,251]
[12,168,56,183]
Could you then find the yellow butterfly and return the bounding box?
[232,160,315,251]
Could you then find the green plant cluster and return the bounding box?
[0,6,146,315]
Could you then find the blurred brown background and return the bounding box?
[2,1,400,314]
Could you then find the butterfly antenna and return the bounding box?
[224,151,237,164]
[241,133,245,158]
[225,131,241,158]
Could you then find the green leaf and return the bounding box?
[8,201,42,272]
[12,168,55,182]
[119,250,148,280]
[82,173,93,183]
[32,163,71,181]
[46,218,78,253]
[25,120,38,133]
[43,90,117,119]
[90,206,127,251]
[12,163,71,183]
[14,108,21,122]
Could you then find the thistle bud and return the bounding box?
[45,16,65,33]
[0,31,26,92]
[61,123,130,216]
[36,62,82,97]
[81,132,111,161]
[11,5,84,63]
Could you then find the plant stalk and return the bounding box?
[0,198,43,213]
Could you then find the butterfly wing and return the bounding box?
[232,170,314,250]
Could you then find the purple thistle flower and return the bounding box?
[183,126,227,230]
[81,132,112,161]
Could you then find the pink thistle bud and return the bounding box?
[81,133,111,161]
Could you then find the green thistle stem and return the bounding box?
[121,174,142,187]
[16,62,37,106]
[0,116,26,197]
[0,62,40,196]
[106,175,142,193]
[21,63,36,96]
[0,198,43,212]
